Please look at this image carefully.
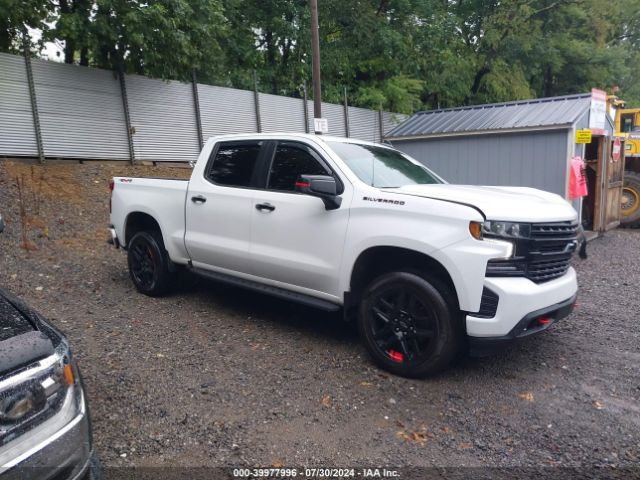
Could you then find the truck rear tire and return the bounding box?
[127,231,173,296]
[357,271,461,378]
[621,171,640,227]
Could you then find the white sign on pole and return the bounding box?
[589,88,607,131]
[314,117,329,134]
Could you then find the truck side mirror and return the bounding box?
[295,175,342,210]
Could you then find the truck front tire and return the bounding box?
[357,271,461,378]
[621,171,640,227]
[127,231,173,297]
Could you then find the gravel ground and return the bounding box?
[0,160,639,476]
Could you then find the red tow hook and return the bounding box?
[537,317,552,326]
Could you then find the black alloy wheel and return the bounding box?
[127,231,172,296]
[358,271,461,378]
[370,289,438,363]
[130,242,155,288]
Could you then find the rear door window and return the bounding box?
[207,142,263,187]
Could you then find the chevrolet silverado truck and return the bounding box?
[109,134,579,378]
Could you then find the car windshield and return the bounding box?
[327,141,444,188]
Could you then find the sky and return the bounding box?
[27,27,64,62]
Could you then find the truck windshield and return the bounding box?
[327,141,444,188]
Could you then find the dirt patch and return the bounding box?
[0,160,190,256]
[4,161,87,206]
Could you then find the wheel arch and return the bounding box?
[347,246,459,311]
[124,211,163,247]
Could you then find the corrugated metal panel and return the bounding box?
[382,111,408,136]
[0,52,38,156]
[387,94,592,139]
[305,100,315,133]
[259,93,305,133]
[575,109,590,131]
[199,84,257,138]
[322,102,346,137]
[0,53,404,161]
[126,74,200,162]
[305,101,347,136]
[348,106,378,142]
[392,130,569,196]
[30,57,129,160]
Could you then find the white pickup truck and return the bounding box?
[109,133,579,377]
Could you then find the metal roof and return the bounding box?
[386,94,592,139]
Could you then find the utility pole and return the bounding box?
[309,0,322,123]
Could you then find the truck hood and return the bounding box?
[388,184,578,222]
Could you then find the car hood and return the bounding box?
[0,292,36,342]
[387,184,578,222]
[0,288,61,374]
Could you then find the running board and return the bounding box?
[189,267,341,312]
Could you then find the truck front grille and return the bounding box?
[530,222,579,237]
[527,257,572,282]
[486,222,578,284]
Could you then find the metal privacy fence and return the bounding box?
[0,52,407,163]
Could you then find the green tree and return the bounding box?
[1,0,638,112]
[53,0,92,64]
[609,0,640,106]
[524,0,621,98]
[82,0,227,80]
[216,0,311,95]
[0,0,51,52]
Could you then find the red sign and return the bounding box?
[612,137,621,161]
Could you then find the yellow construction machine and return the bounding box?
[612,98,640,227]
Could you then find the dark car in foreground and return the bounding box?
[0,287,98,479]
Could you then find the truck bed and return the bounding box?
[110,177,191,263]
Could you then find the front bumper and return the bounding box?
[466,266,578,339]
[468,293,577,355]
[0,389,92,480]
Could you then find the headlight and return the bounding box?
[481,221,531,239]
[0,343,81,445]
[468,221,515,258]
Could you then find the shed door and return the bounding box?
[602,138,624,230]
[583,136,604,231]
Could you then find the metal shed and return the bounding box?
[386,92,624,232]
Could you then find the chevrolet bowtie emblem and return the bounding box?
[564,241,578,253]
